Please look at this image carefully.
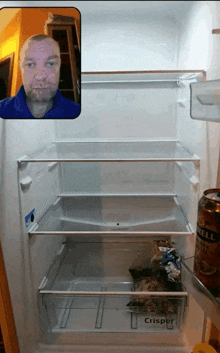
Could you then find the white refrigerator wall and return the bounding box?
[56,0,183,140]
[0,2,220,353]
[57,83,178,141]
[176,0,220,282]
[0,120,62,353]
[177,0,220,192]
[81,9,179,71]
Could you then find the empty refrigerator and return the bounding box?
[1,2,220,353]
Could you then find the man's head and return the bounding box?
[19,34,61,103]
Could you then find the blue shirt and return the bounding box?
[0,85,81,119]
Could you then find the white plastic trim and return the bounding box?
[20,176,32,191]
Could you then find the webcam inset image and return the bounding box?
[0,8,81,119]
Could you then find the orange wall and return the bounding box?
[0,9,21,96]
[19,8,80,93]
[0,7,81,95]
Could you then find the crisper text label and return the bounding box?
[197,223,220,243]
[144,318,174,324]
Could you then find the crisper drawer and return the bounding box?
[42,292,186,333]
[38,242,188,336]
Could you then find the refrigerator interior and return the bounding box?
[13,70,220,350]
[1,2,220,353]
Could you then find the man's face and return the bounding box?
[19,38,61,103]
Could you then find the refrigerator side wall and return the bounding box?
[177,0,220,192]
[0,119,62,352]
[176,0,220,347]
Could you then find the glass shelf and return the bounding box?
[29,195,193,236]
[18,141,200,163]
[81,70,205,84]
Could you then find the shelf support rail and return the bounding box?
[175,161,199,192]
[59,283,75,329]
[95,287,107,329]
[39,290,188,297]
[130,286,138,329]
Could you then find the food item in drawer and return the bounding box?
[137,276,167,292]
[127,269,176,313]
[151,239,181,283]
[131,276,167,304]
[127,241,181,314]
[161,249,181,282]
[151,239,173,265]
[128,267,152,281]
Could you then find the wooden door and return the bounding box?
[0,242,20,353]
[45,18,81,105]
[205,318,220,352]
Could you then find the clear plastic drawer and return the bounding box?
[38,242,187,335]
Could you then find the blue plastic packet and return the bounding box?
[161,249,181,282]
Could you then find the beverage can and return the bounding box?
[194,189,220,290]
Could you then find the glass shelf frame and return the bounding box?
[17,141,200,164]
[28,195,194,237]
[81,70,206,85]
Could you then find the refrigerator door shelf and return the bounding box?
[181,257,220,331]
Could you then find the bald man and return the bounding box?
[0,34,80,119]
